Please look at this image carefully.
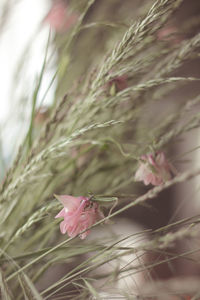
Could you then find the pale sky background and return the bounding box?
[0,0,56,167]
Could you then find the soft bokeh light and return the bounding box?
[0,0,56,164]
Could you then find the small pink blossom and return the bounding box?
[44,0,78,33]
[157,25,183,45]
[107,75,128,95]
[55,195,104,239]
[135,152,174,186]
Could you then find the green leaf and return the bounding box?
[92,196,118,202]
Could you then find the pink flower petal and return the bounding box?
[54,194,83,211]
[155,152,166,166]
[60,220,67,234]
[55,207,66,219]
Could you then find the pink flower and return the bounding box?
[44,0,78,33]
[135,152,174,186]
[107,75,128,95]
[157,25,183,45]
[55,195,104,239]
